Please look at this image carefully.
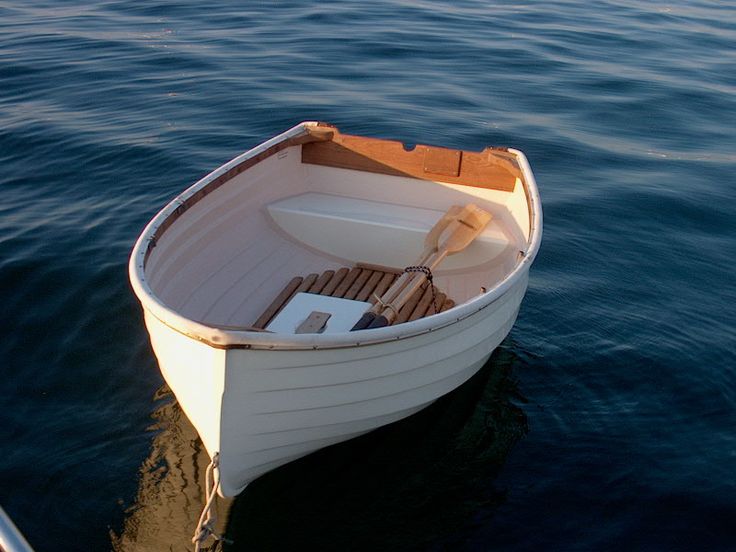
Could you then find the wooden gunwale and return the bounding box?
[143,129,333,266]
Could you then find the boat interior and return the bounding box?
[142,126,532,333]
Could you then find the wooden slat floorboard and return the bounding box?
[331,267,361,297]
[356,271,383,302]
[409,285,436,322]
[395,282,428,324]
[252,276,303,329]
[309,270,335,294]
[344,269,373,300]
[254,266,454,328]
[369,273,397,304]
[321,267,349,296]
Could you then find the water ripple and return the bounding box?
[1,1,735,551]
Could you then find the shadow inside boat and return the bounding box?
[111,345,529,552]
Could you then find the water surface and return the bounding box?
[1,1,735,550]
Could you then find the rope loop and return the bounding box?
[404,265,433,282]
[403,265,439,315]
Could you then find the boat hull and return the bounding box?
[131,122,543,497]
[146,271,528,496]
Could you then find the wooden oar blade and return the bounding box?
[424,204,464,251]
[441,204,492,255]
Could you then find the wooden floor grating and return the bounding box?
[253,265,455,330]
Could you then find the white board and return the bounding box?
[266,293,371,334]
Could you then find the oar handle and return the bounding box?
[365,314,390,329]
[351,311,377,331]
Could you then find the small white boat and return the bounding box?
[129,122,542,497]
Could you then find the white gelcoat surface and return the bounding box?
[267,192,510,270]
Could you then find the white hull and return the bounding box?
[147,272,527,496]
[130,122,542,496]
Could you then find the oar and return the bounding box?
[351,205,466,331]
[350,207,461,331]
[365,204,492,329]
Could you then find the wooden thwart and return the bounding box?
[302,127,520,192]
[252,267,450,330]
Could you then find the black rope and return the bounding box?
[403,265,439,315]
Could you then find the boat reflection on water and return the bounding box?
[110,386,231,552]
[112,346,529,551]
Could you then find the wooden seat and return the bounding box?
[253,264,455,330]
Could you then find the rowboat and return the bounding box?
[128,122,542,499]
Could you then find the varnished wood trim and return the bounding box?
[355,262,403,275]
[302,126,520,192]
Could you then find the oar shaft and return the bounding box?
[351,245,436,330]
[367,207,467,313]
[369,247,436,313]
[367,250,447,328]
[367,207,492,329]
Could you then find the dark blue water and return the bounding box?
[2,1,735,550]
